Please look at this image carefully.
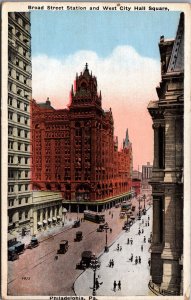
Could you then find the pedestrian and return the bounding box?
[141,245,143,252]
[111,259,114,267]
[54,255,58,260]
[118,280,121,290]
[148,258,151,267]
[138,229,141,235]
[120,246,122,251]
[113,280,117,292]
[130,238,133,245]
[95,278,99,290]
[148,216,150,221]
[142,219,144,224]
[109,259,112,267]
[127,238,129,245]
[139,256,141,264]
[130,253,133,262]
[142,229,144,234]
[144,236,146,243]
[112,213,113,218]
[117,244,119,251]
[110,228,112,233]
[148,222,150,226]
[135,257,138,265]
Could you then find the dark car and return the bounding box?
[97,224,105,232]
[27,237,39,249]
[8,248,19,261]
[76,251,93,270]
[74,231,83,242]
[57,240,69,254]
[73,220,80,228]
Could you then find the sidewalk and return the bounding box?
[74,206,152,296]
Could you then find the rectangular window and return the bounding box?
[25,157,28,164]
[24,131,28,138]
[18,185,22,191]
[8,97,13,106]
[8,112,13,120]
[8,126,13,135]
[17,115,21,123]
[18,129,21,137]
[19,199,21,205]
[23,63,27,71]
[18,156,21,164]
[9,215,13,223]
[16,73,20,81]
[8,156,14,164]
[25,211,28,219]
[18,171,21,178]
[19,211,22,220]
[17,100,20,108]
[25,197,28,203]
[16,58,19,66]
[24,104,28,112]
[25,144,28,151]
[8,141,13,149]
[24,117,28,125]
[25,184,28,191]
[18,143,21,151]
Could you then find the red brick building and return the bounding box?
[31,64,133,211]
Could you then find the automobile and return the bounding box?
[119,212,126,219]
[74,231,83,242]
[8,248,19,261]
[122,221,128,230]
[57,240,69,254]
[142,208,147,215]
[96,224,105,232]
[27,237,39,249]
[131,206,136,211]
[73,220,80,228]
[115,203,120,208]
[76,250,93,270]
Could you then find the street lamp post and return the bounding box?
[90,254,101,296]
[138,197,141,220]
[104,222,109,252]
[62,208,67,227]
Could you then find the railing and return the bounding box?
[148,280,179,296]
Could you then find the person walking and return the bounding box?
[135,257,138,265]
[120,246,122,251]
[130,238,133,245]
[95,278,99,290]
[112,213,113,218]
[117,244,119,251]
[113,280,117,292]
[109,259,112,267]
[139,256,141,264]
[142,229,144,234]
[148,258,151,267]
[127,238,129,245]
[111,259,114,267]
[118,280,121,290]
[144,236,146,243]
[130,253,133,262]
[138,229,141,235]
[141,245,143,252]
[110,228,112,233]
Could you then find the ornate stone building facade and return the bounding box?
[31,65,133,211]
[148,13,184,294]
[8,12,32,236]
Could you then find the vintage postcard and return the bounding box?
[1,2,191,300]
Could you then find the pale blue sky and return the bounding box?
[31,11,181,60]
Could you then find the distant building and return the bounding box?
[31,64,133,212]
[142,162,152,191]
[148,13,184,295]
[8,12,32,237]
[132,170,142,196]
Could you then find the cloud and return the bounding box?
[32,46,161,168]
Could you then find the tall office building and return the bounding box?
[8,12,32,237]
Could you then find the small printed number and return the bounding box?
[22,277,30,280]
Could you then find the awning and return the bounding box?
[37,222,42,226]
[48,218,52,222]
[52,217,57,221]
[57,216,61,219]
[43,220,47,224]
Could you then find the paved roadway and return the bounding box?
[8,193,151,296]
[74,206,152,296]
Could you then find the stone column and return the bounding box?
[40,210,43,222]
[152,123,159,168]
[161,186,181,292]
[50,207,53,218]
[152,197,161,244]
[33,211,37,235]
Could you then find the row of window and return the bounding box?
[8,169,29,179]
[8,126,29,138]
[8,97,28,111]
[8,155,29,164]
[8,141,29,151]
[8,69,30,85]
[8,183,29,193]
[9,197,29,207]
[8,111,29,125]
[9,55,29,72]
[9,13,30,32]
[37,206,60,221]
[8,83,30,99]
[9,210,30,223]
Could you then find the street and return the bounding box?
[8,194,152,296]
[74,206,152,296]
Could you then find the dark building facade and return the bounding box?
[148,13,184,294]
[31,65,133,211]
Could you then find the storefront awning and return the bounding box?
[43,220,47,224]
[37,222,42,226]
[57,216,61,219]
[52,217,57,221]
[48,218,52,222]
